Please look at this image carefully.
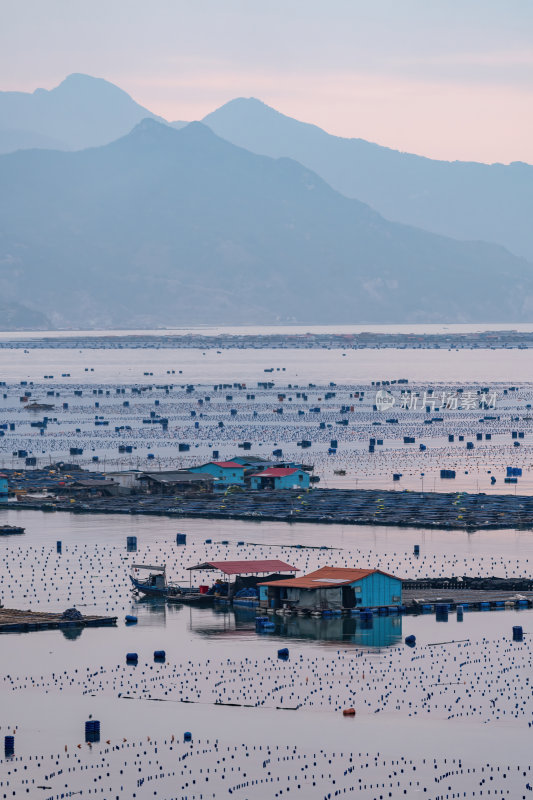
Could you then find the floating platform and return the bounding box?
[0,608,117,633]
[0,525,25,535]
[403,588,533,611]
[15,487,533,531]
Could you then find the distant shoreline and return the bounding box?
[2,329,533,350]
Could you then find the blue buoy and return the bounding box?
[184,731,192,742]
[405,635,416,647]
[154,650,166,661]
[85,720,100,743]
[277,648,289,660]
[513,625,523,641]
[126,652,138,664]
[4,735,14,756]
[125,615,138,624]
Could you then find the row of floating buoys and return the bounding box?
[2,375,533,494]
[1,731,532,795]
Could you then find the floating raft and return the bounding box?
[15,487,533,531]
[0,525,25,535]
[403,588,533,611]
[0,608,117,633]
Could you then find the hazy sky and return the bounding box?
[1,0,532,163]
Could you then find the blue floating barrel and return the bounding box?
[413,544,420,556]
[404,635,416,647]
[4,736,14,756]
[456,605,464,621]
[154,650,166,661]
[125,615,137,624]
[205,539,212,544]
[56,540,62,553]
[127,536,137,552]
[184,731,192,742]
[513,625,523,641]
[176,533,187,545]
[436,604,449,621]
[126,652,138,664]
[277,648,289,660]
[85,720,100,743]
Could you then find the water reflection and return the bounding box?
[184,604,402,648]
[131,596,168,625]
[60,625,84,641]
[268,613,402,647]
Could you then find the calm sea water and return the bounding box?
[1,344,533,384]
[1,330,532,797]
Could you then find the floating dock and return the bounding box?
[403,588,533,611]
[14,487,533,530]
[0,608,117,633]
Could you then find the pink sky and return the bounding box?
[2,0,532,164]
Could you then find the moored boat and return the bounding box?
[130,564,183,597]
[0,525,25,535]
[130,563,210,601]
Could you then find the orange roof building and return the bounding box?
[258,566,402,611]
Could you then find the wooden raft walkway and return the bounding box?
[403,588,533,610]
[0,608,117,633]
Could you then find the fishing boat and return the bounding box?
[0,525,25,536]
[130,564,184,598]
[130,564,213,603]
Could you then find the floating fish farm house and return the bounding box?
[259,566,402,611]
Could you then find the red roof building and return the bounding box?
[249,467,299,477]
[188,559,298,576]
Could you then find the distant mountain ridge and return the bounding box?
[0,73,162,152]
[0,75,531,263]
[0,302,51,330]
[0,118,531,328]
[202,98,533,262]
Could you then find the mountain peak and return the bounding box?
[0,73,163,152]
[117,119,220,154]
[53,73,137,101]
[204,97,280,123]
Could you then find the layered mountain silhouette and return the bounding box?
[0,73,162,152]
[1,75,531,266]
[203,98,533,262]
[0,118,531,327]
